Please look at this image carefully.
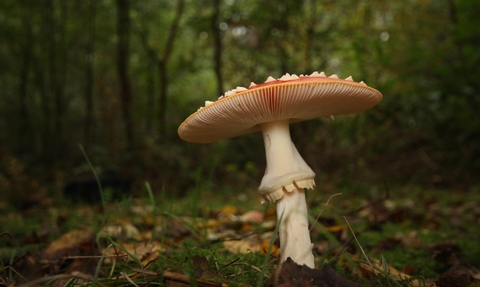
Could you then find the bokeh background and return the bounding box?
[1,0,479,205]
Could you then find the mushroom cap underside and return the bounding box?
[178,77,383,143]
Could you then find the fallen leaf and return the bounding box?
[395,230,422,248]
[13,226,97,284]
[101,220,140,240]
[103,241,163,265]
[41,226,96,260]
[430,241,463,266]
[219,204,238,216]
[325,225,347,233]
[434,266,480,287]
[357,257,424,287]
[222,232,279,256]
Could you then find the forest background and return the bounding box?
[0,0,479,205]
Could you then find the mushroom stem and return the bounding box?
[259,120,315,202]
[259,119,315,268]
[276,187,315,267]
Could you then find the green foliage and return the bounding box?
[0,0,479,199]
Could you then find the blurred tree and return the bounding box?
[211,0,224,96]
[17,1,34,154]
[84,0,96,146]
[0,0,478,195]
[116,0,134,149]
[135,0,185,139]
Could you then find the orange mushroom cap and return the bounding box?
[178,72,382,143]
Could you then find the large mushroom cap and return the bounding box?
[178,72,382,143]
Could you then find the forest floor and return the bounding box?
[1,183,480,287]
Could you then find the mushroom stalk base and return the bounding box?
[276,187,315,268]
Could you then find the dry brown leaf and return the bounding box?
[101,220,140,240]
[13,226,98,285]
[395,230,422,248]
[219,204,238,216]
[357,257,426,287]
[222,232,279,256]
[41,226,96,260]
[434,265,480,287]
[325,225,347,233]
[103,241,163,265]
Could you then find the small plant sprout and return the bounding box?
[178,72,382,268]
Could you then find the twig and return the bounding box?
[230,262,264,274]
[310,192,343,231]
[417,149,438,170]
[126,268,234,287]
[0,231,13,238]
[121,271,139,287]
[343,216,374,272]
[62,254,128,259]
[162,271,231,287]
[214,257,240,276]
[16,273,92,287]
[130,268,158,276]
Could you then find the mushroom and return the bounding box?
[178,72,382,268]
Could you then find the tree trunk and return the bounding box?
[158,0,185,138]
[211,0,224,96]
[446,0,463,61]
[18,53,31,149]
[157,58,167,138]
[18,11,33,153]
[135,24,157,134]
[304,0,316,73]
[45,0,68,159]
[275,1,290,74]
[84,0,96,146]
[146,60,155,133]
[134,1,184,139]
[116,0,134,149]
[33,0,56,161]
